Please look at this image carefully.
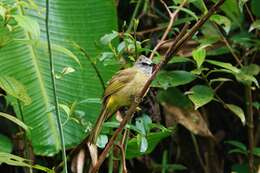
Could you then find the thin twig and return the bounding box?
[165,0,225,59]
[213,23,243,67]
[149,0,187,59]
[116,144,127,173]
[245,3,255,23]
[165,23,189,56]
[191,134,207,173]
[90,1,226,172]
[136,25,167,36]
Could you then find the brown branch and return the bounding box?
[149,0,188,59]
[116,144,127,173]
[135,26,166,36]
[245,86,255,173]
[90,0,226,172]
[213,23,243,67]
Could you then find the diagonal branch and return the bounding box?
[90,0,226,172]
[149,0,188,59]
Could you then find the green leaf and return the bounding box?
[240,64,260,76]
[192,47,206,68]
[0,152,31,167]
[253,102,260,110]
[152,70,196,89]
[100,31,118,45]
[135,115,152,153]
[235,64,259,87]
[99,52,118,66]
[126,130,172,159]
[135,115,152,135]
[251,0,260,17]
[0,5,7,20]
[209,77,233,85]
[157,87,193,109]
[191,67,209,75]
[51,43,81,66]
[238,0,248,12]
[55,67,75,79]
[14,39,81,66]
[228,148,247,155]
[0,0,118,155]
[0,134,12,153]
[252,147,260,157]
[231,32,255,48]
[170,6,198,21]
[235,72,259,87]
[169,56,193,64]
[0,112,29,131]
[187,85,214,109]
[206,60,240,73]
[78,98,101,104]
[13,15,40,39]
[96,135,108,149]
[190,0,208,13]
[249,20,260,32]
[226,104,246,125]
[0,76,31,105]
[139,136,148,153]
[0,152,54,173]
[210,14,231,33]
[232,164,249,173]
[225,140,247,151]
[212,0,242,27]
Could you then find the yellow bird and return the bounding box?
[89,55,153,144]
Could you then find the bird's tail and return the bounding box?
[88,106,108,144]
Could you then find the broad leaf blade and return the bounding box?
[0,76,31,105]
[226,104,246,125]
[187,85,214,109]
[0,112,29,131]
[0,0,118,155]
[152,70,196,89]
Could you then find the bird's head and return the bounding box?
[134,55,154,75]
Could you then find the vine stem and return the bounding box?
[127,0,143,33]
[90,0,226,172]
[245,86,254,173]
[45,0,67,172]
[76,44,106,90]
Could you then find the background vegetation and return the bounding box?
[0,0,259,173]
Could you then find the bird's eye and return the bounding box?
[141,62,147,65]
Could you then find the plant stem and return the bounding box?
[191,134,207,173]
[149,0,188,59]
[45,0,67,172]
[161,150,167,173]
[108,147,113,173]
[245,85,254,173]
[127,0,143,33]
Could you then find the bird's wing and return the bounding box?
[103,67,137,99]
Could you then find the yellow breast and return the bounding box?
[113,68,149,106]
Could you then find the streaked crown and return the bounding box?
[134,55,153,75]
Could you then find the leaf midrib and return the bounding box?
[17,5,60,150]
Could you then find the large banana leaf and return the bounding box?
[0,0,118,156]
